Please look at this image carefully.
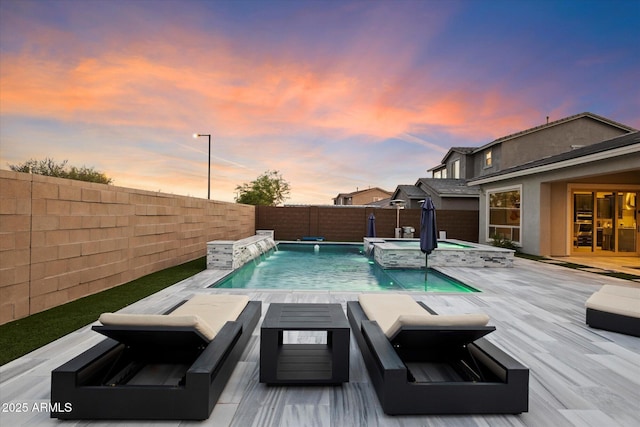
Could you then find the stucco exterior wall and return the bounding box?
[350,188,392,205]
[549,182,569,256]
[474,144,502,178]
[477,152,639,255]
[500,118,628,170]
[0,170,255,325]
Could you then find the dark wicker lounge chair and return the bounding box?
[347,294,529,415]
[51,295,261,420]
[586,285,640,337]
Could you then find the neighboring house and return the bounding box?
[394,112,639,257]
[428,147,476,179]
[333,187,392,206]
[391,179,479,210]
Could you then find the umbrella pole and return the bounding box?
[424,253,428,290]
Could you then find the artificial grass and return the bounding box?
[0,257,206,366]
[514,252,548,261]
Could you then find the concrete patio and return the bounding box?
[1,257,639,426]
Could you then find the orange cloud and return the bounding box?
[0,11,542,149]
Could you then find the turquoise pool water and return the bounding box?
[388,240,474,249]
[211,243,478,292]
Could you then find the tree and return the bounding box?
[8,158,113,184]
[235,170,291,206]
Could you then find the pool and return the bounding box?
[211,243,478,292]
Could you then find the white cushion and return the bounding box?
[358,293,490,337]
[586,292,640,319]
[598,285,640,299]
[99,294,250,341]
[385,313,491,338]
[169,294,249,339]
[358,294,429,336]
[99,313,217,341]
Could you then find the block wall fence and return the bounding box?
[0,170,255,325]
[256,205,479,243]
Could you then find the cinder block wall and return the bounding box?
[0,170,255,325]
[256,206,479,242]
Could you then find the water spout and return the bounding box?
[314,244,320,253]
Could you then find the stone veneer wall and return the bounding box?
[368,239,514,268]
[0,170,255,325]
[206,230,276,270]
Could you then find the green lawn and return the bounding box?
[0,257,206,366]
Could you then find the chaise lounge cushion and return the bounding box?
[170,294,250,336]
[99,313,217,341]
[358,293,490,338]
[99,294,250,342]
[597,284,640,299]
[586,286,640,319]
[385,313,490,339]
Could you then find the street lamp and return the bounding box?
[193,133,212,199]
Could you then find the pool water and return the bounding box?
[388,240,473,249]
[212,243,478,292]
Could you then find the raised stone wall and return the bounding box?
[207,231,276,270]
[367,238,514,268]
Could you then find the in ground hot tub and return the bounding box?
[364,238,514,268]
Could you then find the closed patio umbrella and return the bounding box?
[420,198,438,285]
[367,213,376,237]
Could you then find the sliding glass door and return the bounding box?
[572,190,638,254]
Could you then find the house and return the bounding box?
[395,112,639,257]
[469,130,639,257]
[391,179,479,210]
[428,147,476,179]
[333,187,392,206]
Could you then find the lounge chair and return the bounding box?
[51,294,261,420]
[586,285,640,337]
[347,294,529,415]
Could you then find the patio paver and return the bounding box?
[1,258,639,426]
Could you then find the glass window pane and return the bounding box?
[488,188,520,243]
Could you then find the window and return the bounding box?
[488,187,521,243]
[485,150,492,168]
[433,170,441,179]
[441,169,447,178]
[452,159,460,179]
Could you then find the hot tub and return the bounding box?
[364,238,514,268]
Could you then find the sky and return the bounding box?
[1,0,639,204]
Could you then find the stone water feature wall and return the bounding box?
[207,230,276,270]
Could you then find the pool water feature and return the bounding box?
[211,243,478,292]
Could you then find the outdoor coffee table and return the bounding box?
[260,303,349,385]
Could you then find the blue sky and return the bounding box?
[1,0,638,203]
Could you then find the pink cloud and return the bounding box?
[0,1,527,147]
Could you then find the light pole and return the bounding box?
[193,133,211,199]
